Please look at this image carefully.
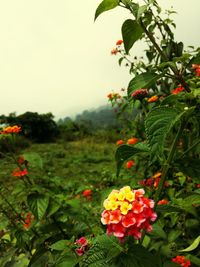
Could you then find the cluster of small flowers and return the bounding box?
[111,39,123,55]
[101,186,157,241]
[171,255,191,267]
[82,189,92,200]
[171,86,185,95]
[192,64,200,77]
[131,89,148,100]
[126,160,135,169]
[107,92,122,100]
[74,237,88,256]
[139,172,169,189]
[12,167,28,177]
[116,137,139,146]
[23,212,34,230]
[0,125,21,134]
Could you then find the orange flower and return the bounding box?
[0,125,21,134]
[116,40,123,46]
[23,212,34,230]
[126,160,135,169]
[111,48,118,55]
[12,168,28,177]
[147,95,158,103]
[157,199,169,205]
[171,86,185,95]
[107,93,113,99]
[127,137,138,145]
[116,140,124,146]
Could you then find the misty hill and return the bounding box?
[58,105,121,130]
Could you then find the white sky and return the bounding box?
[0,0,199,119]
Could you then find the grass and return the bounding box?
[0,137,117,190]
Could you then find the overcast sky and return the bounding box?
[0,0,199,119]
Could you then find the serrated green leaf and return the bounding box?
[122,19,143,54]
[128,72,161,96]
[179,235,200,252]
[27,193,49,220]
[95,0,119,20]
[50,240,68,251]
[115,143,149,177]
[145,107,179,162]
[168,230,182,242]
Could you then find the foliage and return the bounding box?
[0,0,200,266]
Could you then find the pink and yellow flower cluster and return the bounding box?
[101,187,157,241]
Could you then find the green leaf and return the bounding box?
[179,235,200,252]
[149,223,167,240]
[175,157,200,181]
[137,5,148,19]
[145,107,179,162]
[22,152,43,169]
[128,72,161,96]
[95,0,119,20]
[27,193,49,220]
[115,143,149,177]
[168,230,182,242]
[189,52,200,65]
[122,19,143,54]
[188,255,200,266]
[50,240,68,251]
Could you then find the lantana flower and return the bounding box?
[171,255,191,267]
[127,137,138,145]
[126,160,135,169]
[157,199,169,205]
[23,212,34,230]
[101,187,157,241]
[116,139,124,146]
[116,39,123,46]
[111,48,119,55]
[12,168,28,177]
[74,236,88,256]
[131,89,148,100]
[192,63,200,77]
[82,189,92,200]
[147,95,159,103]
[0,125,21,134]
[171,86,185,95]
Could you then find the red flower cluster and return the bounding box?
[12,168,28,177]
[116,139,124,145]
[101,187,157,241]
[139,172,169,189]
[82,189,92,200]
[196,184,200,189]
[192,64,200,77]
[0,125,21,134]
[171,86,185,95]
[74,237,88,256]
[171,256,191,267]
[131,89,148,100]
[23,212,34,230]
[127,137,139,145]
[126,160,135,169]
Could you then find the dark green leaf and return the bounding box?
[175,157,200,181]
[145,107,179,162]
[22,152,43,169]
[115,143,149,177]
[163,262,180,267]
[95,0,119,20]
[122,19,143,54]
[27,193,49,220]
[50,240,68,251]
[128,72,161,96]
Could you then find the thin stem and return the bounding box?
[179,139,200,159]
